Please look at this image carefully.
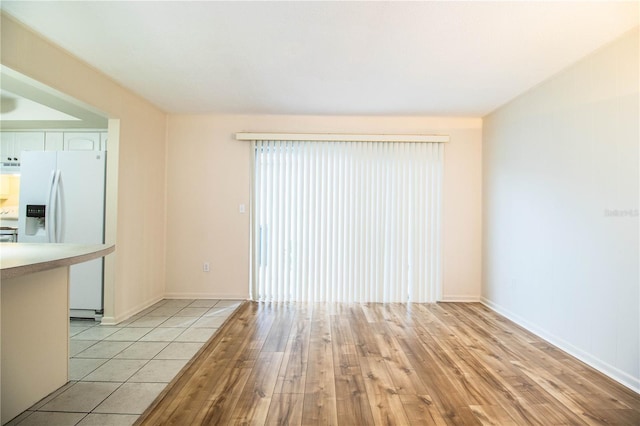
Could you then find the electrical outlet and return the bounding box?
[203,262,210,272]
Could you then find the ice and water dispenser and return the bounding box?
[25,204,46,236]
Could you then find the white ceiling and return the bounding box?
[1,1,638,116]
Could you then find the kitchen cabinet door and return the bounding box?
[1,132,45,163]
[63,132,101,151]
[14,133,45,162]
[45,132,64,151]
[100,132,108,151]
[0,132,16,163]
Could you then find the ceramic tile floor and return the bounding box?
[7,299,241,426]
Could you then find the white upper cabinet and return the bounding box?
[100,132,108,151]
[0,133,15,163]
[1,132,45,163]
[1,131,106,161]
[63,132,101,151]
[45,132,64,151]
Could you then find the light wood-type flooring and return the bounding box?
[136,302,640,425]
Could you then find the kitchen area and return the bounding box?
[0,176,19,243]
[1,66,112,319]
[0,130,109,319]
[0,131,34,243]
[0,69,118,422]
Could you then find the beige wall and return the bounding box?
[483,28,639,391]
[1,12,482,316]
[165,115,482,300]
[1,13,168,322]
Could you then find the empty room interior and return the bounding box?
[0,1,638,425]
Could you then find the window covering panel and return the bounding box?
[252,140,443,303]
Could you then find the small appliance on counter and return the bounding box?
[0,205,19,242]
[0,227,18,242]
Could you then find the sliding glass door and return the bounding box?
[252,140,443,303]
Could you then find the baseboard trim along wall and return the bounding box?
[101,295,164,326]
[481,297,640,394]
[440,295,481,302]
[102,294,246,326]
[163,292,249,300]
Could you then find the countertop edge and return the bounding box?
[1,244,115,280]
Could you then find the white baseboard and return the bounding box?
[101,293,247,325]
[100,294,164,326]
[480,297,640,394]
[440,295,481,302]
[163,292,248,300]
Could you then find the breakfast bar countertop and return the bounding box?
[0,243,115,280]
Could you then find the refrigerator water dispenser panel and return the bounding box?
[26,204,46,217]
[25,204,46,236]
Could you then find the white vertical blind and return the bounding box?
[252,140,443,303]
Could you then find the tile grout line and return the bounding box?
[11,299,241,426]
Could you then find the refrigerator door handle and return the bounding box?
[46,170,56,243]
[50,170,62,243]
[55,170,64,243]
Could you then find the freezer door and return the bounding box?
[57,151,107,311]
[17,151,57,243]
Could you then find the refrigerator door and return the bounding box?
[18,151,57,243]
[56,151,107,312]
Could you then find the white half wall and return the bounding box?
[165,115,482,302]
[482,28,639,391]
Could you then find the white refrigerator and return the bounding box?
[18,151,107,318]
